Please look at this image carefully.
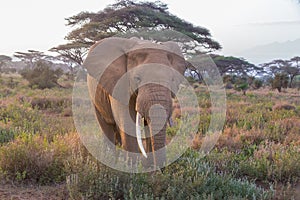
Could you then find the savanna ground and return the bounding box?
[0,73,299,199]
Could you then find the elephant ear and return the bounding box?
[83,37,137,101]
[162,41,187,96]
[163,41,187,74]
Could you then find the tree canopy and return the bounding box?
[14,50,47,69]
[51,0,221,65]
[211,55,261,77]
[262,57,300,88]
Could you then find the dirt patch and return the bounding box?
[0,183,68,200]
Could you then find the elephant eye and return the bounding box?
[134,76,141,84]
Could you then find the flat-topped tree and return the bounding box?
[287,56,300,87]
[51,0,221,65]
[263,58,300,88]
[211,54,260,77]
[14,50,47,69]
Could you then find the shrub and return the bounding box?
[0,132,80,184]
[30,97,72,112]
[272,73,289,92]
[235,82,249,95]
[239,142,300,183]
[66,150,273,199]
[253,79,263,89]
[0,128,16,144]
[0,104,44,134]
[20,61,63,89]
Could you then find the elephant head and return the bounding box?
[83,37,186,168]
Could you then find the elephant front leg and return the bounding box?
[94,106,121,146]
[119,130,140,165]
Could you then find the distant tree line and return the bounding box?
[0,50,80,89]
[262,57,300,92]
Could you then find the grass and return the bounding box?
[0,74,299,199]
[65,150,273,200]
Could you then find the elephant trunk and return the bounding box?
[136,84,172,168]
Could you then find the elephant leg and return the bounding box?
[145,125,152,153]
[94,106,121,146]
[119,130,139,153]
[119,130,140,165]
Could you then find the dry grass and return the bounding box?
[272,102,296,111]
[0,132,81,184]
[0,182,68,200]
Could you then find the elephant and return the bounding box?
[83,37,186,169]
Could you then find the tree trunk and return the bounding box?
[242,89,246,95]
[277,86,281,93]
[289,75,296,88]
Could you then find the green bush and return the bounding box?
[272,73,289,92]
[0,104,44,134]
[239,142,300,183]
[253,79,263,89]
[30,97,71,112]
[0,128,16,144]
[20,61,63,89]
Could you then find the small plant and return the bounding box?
[0,128,16,144]
[233,76,250,95]
[0,104,44,134]
[253,79,263,89]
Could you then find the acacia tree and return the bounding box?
[53,55,81,79]
[287,56,300,87]
[0,55,12,72]
[263,58,300,88]
[211,55,260,77]
[51,0,221,65]
[14,50,79,78]
[14,50,47,69]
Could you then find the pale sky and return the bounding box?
[1,0,300,64]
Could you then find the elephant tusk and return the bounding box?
[136,112,147,158]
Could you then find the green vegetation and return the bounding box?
[0,74,299,199]
[65,150,273,200]
[20,61,63,89]
[272,73,289,92]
